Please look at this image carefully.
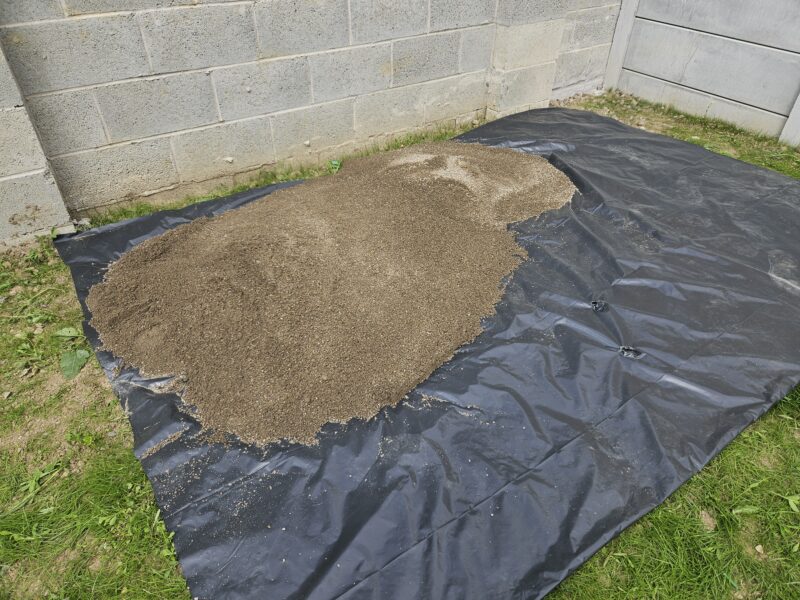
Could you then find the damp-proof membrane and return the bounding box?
[55,108,800,599]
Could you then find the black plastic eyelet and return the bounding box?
[619,346,644,359]
[591,300,608,313]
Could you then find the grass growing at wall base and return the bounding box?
[88,123,478,228]
[565,91,800,178]
[0,93,798,598]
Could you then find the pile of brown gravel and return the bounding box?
[87,141,576,445]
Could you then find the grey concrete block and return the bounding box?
[0,16,150,94]
[354,73,486,136]
[213,57,312,120]
[50,138,178,210]
[138,4,257,73]
[171,118,274,181]
[26,90,108,156]
[0,47,22,107]
[64,0,157,13]
[496,0,567,26]
[423,72,487,121]
[95,72,218,142]
[560,4,619,52]
[567,0,620,10]
[310,44,391,103]
[271,99,355,160]
[491,62,556,111]
[0,170,70,240]
[255,0,349,59]
[624,19,800,115]
[392,32,460,87]
[50,139,178,210]
[0,108,46,177]
[64,0,242,14]
[459,25,494,73]
[494,20,564,71]
[350,0,428,43]
[354,84,428,136]
[550,75,603,100]
[487,98,548,119]
[430,0,495,31]
[553,43,610,89]
[0,1,63,25]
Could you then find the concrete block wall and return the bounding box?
[0,0,620,218]
[0,43,70,242]
[553,0,620,97]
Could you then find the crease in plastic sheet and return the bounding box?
[54,108,800,599]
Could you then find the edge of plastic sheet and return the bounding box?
[55,108,800,599]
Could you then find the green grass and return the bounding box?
[1,94,799,598]
[550,387,800,600]
[568,91,800,178]
[0,241,186,598]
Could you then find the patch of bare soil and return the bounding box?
[87,141,575,445]
[699,509,717,532]
[0,363,113,462]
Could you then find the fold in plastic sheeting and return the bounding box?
[55,108,800,599]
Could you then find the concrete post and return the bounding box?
[603,0,640,89]
[780,93,800,146]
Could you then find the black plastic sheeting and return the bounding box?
[55,108,800,599]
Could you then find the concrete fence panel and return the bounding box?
[637,0,800,54]
[625,20,800,116]
[607,0,800,144]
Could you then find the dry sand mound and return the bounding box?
[87,141,576,445]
